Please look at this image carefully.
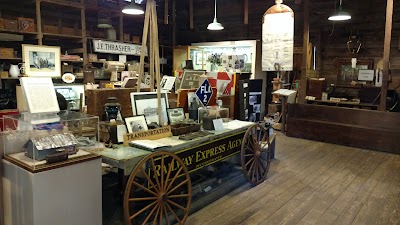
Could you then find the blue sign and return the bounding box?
[196,78,213,107]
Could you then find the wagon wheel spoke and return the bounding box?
[129,200,158,220]
[165,167,183,193]
[247,159,256,176]
[150,158,162,191]
[166,202,182,224]
[159,203,163,225]
[168,193,191,199]
[129,196,158,202]
[167,199,188,212]
[245,145,255,153]
[160,154,164,192]
[163,203,171,225]
[167,179,189,195]
[245,156,255,167]
[142,203,159,224]
[152,205,160,225]
[244,153,255,157]
[132,181,158,196]
[163,158,175,191]
[139,167,159,193]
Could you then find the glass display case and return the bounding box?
[2,111,100,172]
[198,106,229,130]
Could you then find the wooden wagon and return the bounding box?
[100,122,275,225]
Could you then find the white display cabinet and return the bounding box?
[1,111,102,225]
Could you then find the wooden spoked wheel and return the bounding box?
[124,151,192,225]
[241,124,271,185]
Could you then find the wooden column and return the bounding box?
[244,0,248,25]
[299,0,309,103]
[119,0,124,41]
[189,0,193,29]
[164,0,169,25]
[81,1,87,65]
[380,0,393,111]
[36,0,43,45]
[172,0,176,46]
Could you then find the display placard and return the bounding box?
[262,13,294,71]
[92,40,148,56]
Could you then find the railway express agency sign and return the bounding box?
[152,131,246,176]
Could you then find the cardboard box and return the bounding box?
[0,48,14,59]
[132,36,140,44]
[43,25,59,34]
[4,19,18,31]
[0,71,9,78]
[123,33,130,42]
[18,17,35,32]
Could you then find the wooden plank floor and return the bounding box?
[185,133,400,225]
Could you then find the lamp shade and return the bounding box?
[122,3,144,15]
[328,1,351,21]
[207,18,224,30]
[328,10,351,21]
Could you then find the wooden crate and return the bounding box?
[0,71,9,78]
[123,33,130,42]
[43,25,59,34]
[0,18,4,29]
[132,36,140,44]
[18,17,35,32]
[4,19,18,31]
[62,27,76,36]
[0,48,14,59]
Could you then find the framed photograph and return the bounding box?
[130,92,169,125]
[22,44,61,77]
[167,108,185,125]
[336,58,374,85]
[125,115,148,133]
[179,69,205,90]
[195,52,203,65]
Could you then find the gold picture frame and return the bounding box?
[22,44,61,77]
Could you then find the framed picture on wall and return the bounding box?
[336,58,374,85]
[22,44,61,77]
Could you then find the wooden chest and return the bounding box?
[307,79,327,100]
[4,19,18,31]
[18,17,35,32]
[0,48,14,59]
[86,88,150,120]
[43,25,59,34]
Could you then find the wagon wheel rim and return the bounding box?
[241,124,271,185]
[124,151,192,225]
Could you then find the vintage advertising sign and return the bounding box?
[92,40,148,56]
[152,130,246,176]
[262,12,294,71]
[195,78,213,107]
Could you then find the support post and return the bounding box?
[299,0,309,104]
[380,0,393,111]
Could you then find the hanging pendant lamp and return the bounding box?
[122,0,144,15]
[328,0,351,21]
[207,0,224,30]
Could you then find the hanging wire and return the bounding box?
[329,0,337,36]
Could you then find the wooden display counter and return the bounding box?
[286,103,400,154]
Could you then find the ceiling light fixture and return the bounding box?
[328,0,351,21]
[207,0,224,30]
[122,0,144,15]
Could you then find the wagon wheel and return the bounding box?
[241,124,271,185]
[124,151,192,225]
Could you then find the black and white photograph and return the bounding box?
[249,95,258,105]
[22,44,61,77]
[167,108,185,125]
[130,92,169,125]
[253,104,261,113]
[125,115,148,133]
[188,92,202,107]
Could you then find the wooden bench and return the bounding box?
[286,104,400,154]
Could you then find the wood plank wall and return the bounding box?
[175,0,400,86]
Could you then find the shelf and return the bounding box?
[332,84,381,89]
[0,58,22,60]
[43,33,83,39]
[0,29,38,35]
[61,59,84,63]
[40,0,84,9]
[85,5,122,13]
